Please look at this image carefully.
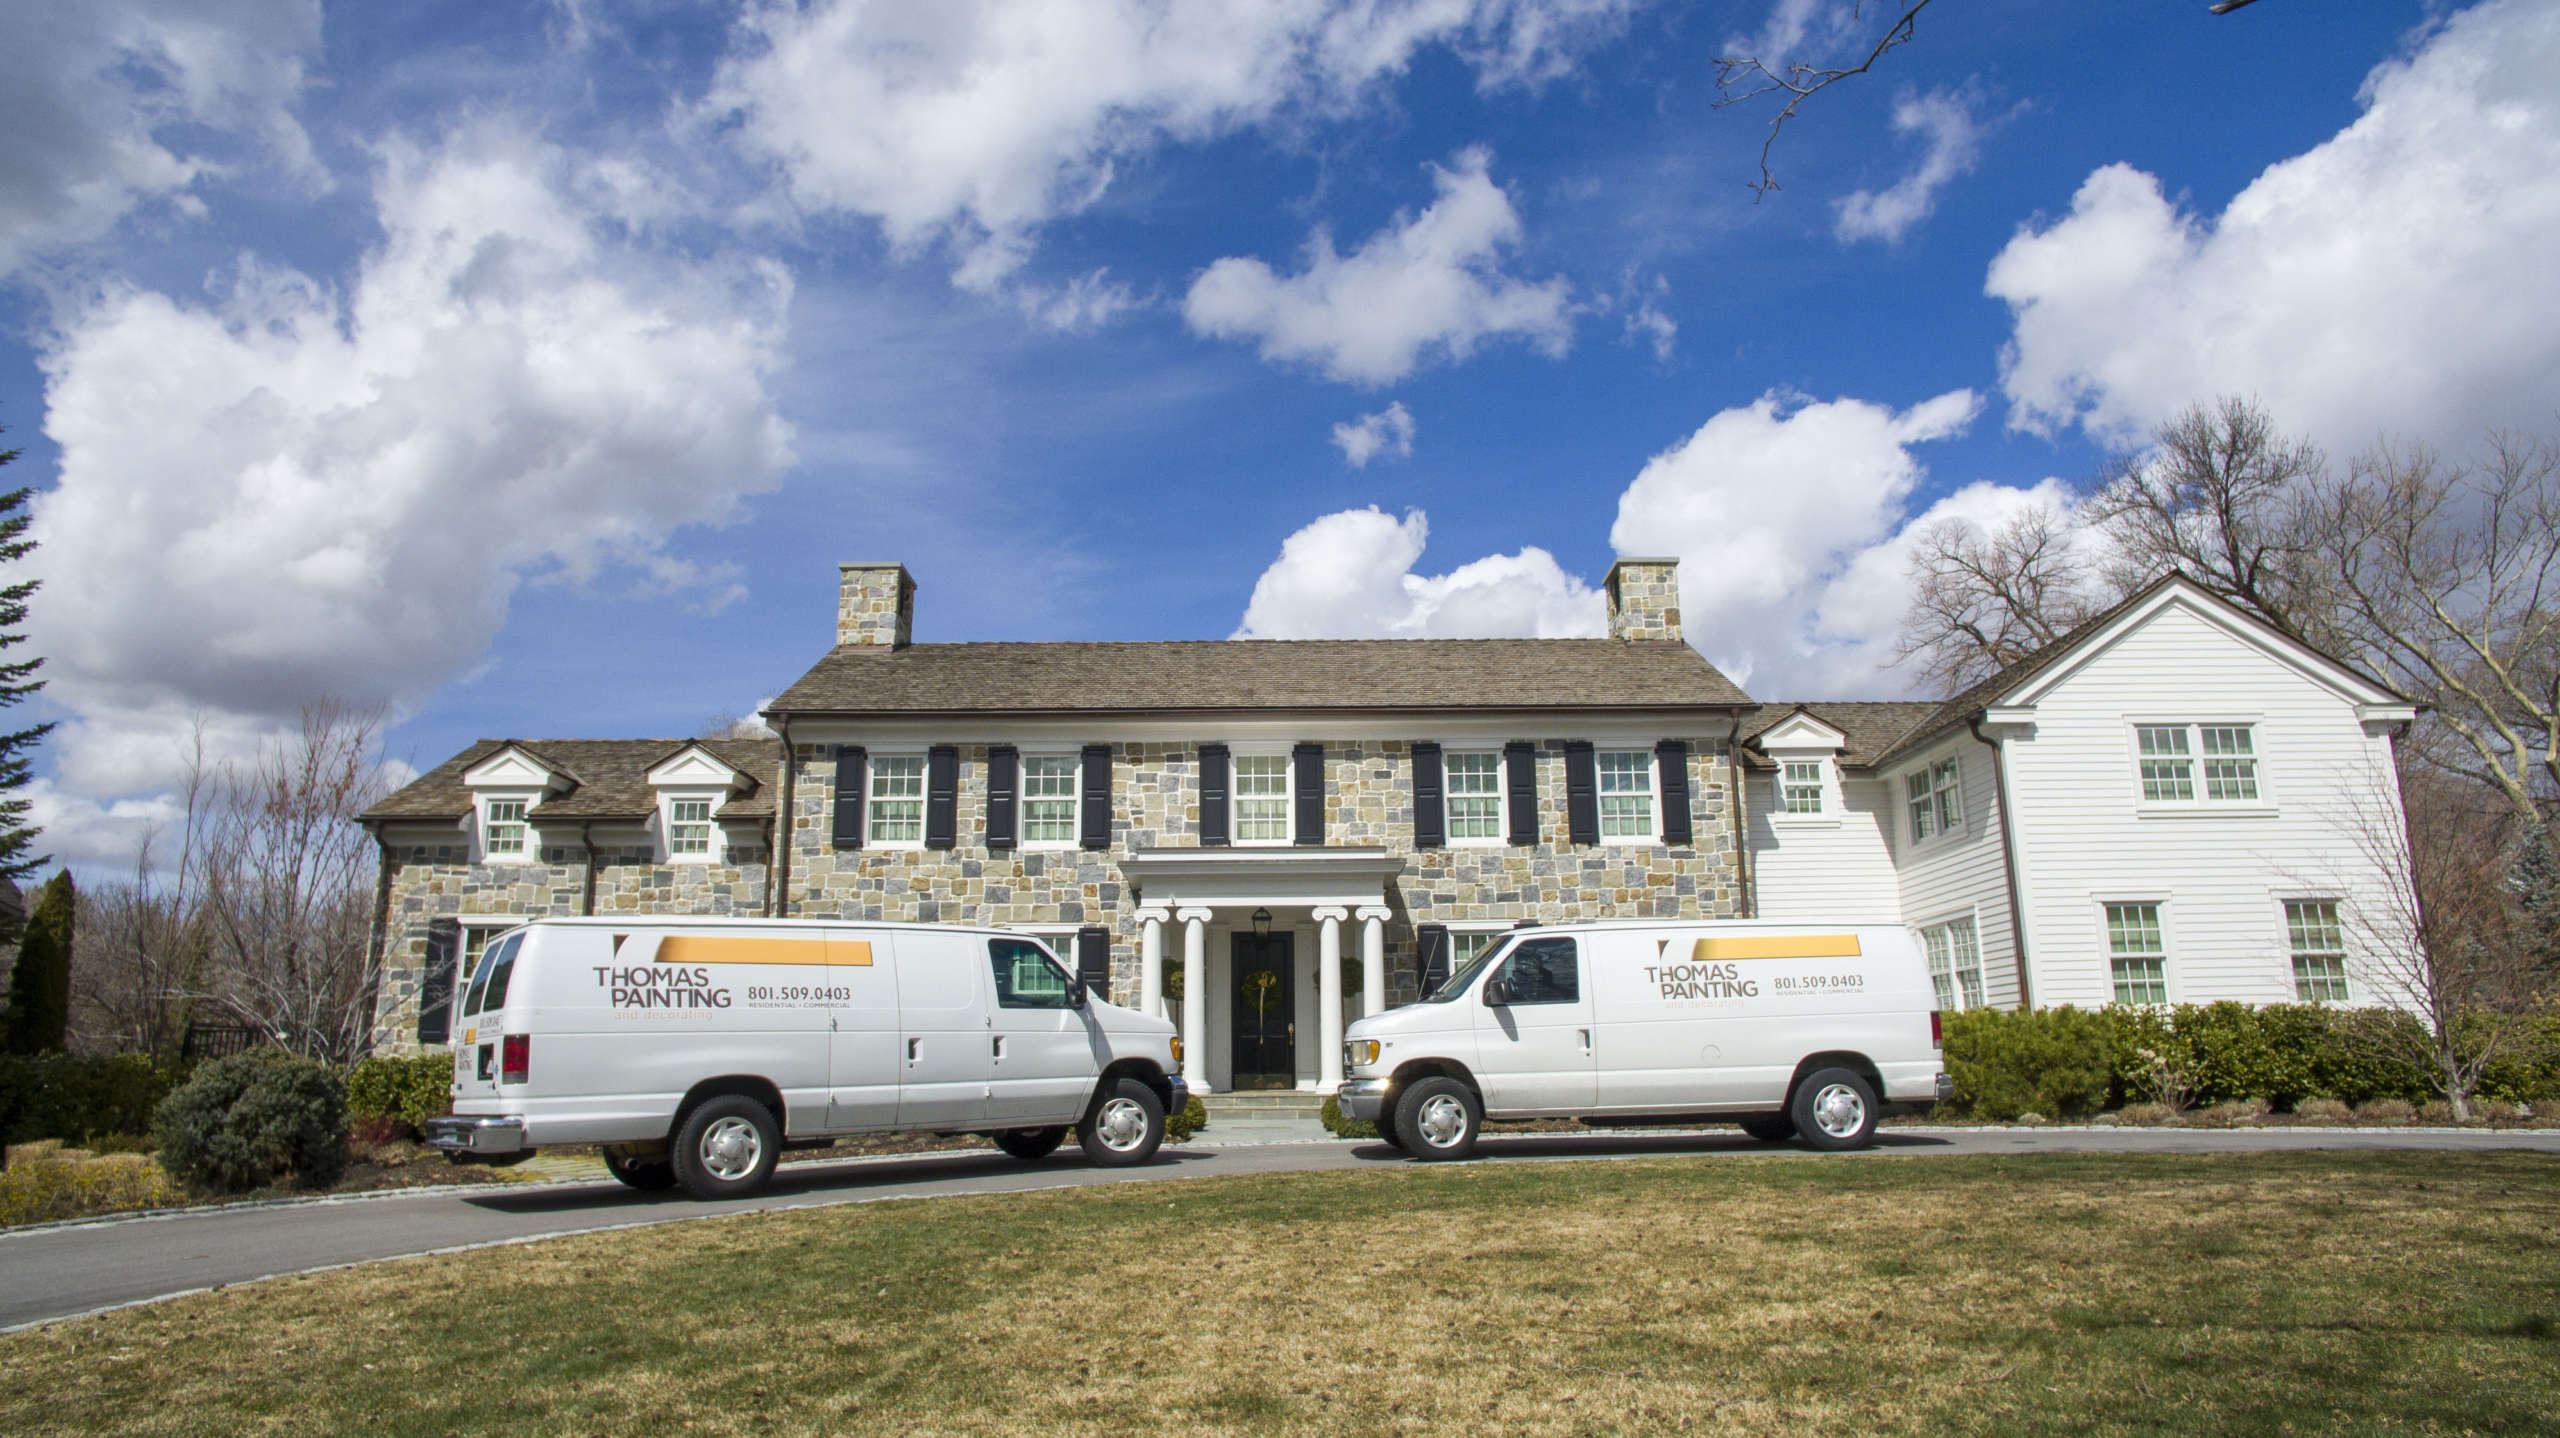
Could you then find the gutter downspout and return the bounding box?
[1970,714,2032,1009]
[579,822,597,916]
[772,716,796,919]
[1728,710,1752,918]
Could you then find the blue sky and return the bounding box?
[6,0,2558,868]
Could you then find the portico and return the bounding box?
[1119,848,1404,1094]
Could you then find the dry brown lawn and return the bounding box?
[3,1150,2554,1435]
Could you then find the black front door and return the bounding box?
[1229,933,1295,1090]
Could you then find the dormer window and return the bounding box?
[483,797,529,857]
[668,798,713,856]
[1780,760,1825,815]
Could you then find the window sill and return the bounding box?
[1768,816,1841,831]
[1597,835,1661,847]
[2134,805,2279,820]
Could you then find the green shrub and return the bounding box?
[345,1053,454,1135]
[0,1052,188,1146]
[1164,1094,1207,1143]
[155,1050,348,1194]
[1319,1094,1377,1139]
[1942,1007,2112,1120]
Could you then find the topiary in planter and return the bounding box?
[154,1050,348,1194]
[1164,1094,1208,1143]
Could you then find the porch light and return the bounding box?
[1251,907,1273,937]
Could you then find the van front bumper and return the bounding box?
[1335,1078,1387,1122]
[425,1115,528,1158]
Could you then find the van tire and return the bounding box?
[1395,1077,1481,1161]
[1789,1068,1879,1151]
[671,1095,781,1199]
[1078,1078,1165,1166]
[1374,1108,1407,1150]
[1737,1114,1795,1143]
[996,1126,1068,1161]
[604,1150,678,1190]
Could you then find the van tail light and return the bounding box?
[501,1034,531,1085]
[1930,1011,1944,1049]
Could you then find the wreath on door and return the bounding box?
[1244,968,1279,1022]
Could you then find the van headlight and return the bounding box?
[1346,1040,1380,1068]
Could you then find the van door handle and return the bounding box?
[907,1038,921,1063]
[992,1036,1005,1061]
[1579,1028,1592,1054]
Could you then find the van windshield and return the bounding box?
[462,931,525,1017]
[1421,937,1511,1003]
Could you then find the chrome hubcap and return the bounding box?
[1812,1083,1867,1138]
[1416,1094,1468,1148]
[700,1116,763,1180]
[1095,1097,1149,1152]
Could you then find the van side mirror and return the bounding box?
[1482,978,1511,1007]
[1067,976,1089,1009]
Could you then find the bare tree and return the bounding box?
[1893,500,2105,692]
[2081,396,2328,638]
[1714,1,1936,197]
[66,832,210,1058]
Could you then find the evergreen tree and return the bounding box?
[4,870,72,1053]
[0,428,51,903]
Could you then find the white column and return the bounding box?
[1357,905,1390,1018]
[1314,906,1347,1092]
[1138,908,1168,1020]
[1178,908,1211,1091]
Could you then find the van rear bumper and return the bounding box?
[425,1115,529,1158]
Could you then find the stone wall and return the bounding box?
[1606,559,1683,643]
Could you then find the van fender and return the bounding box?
[1784,1051,1884,1110]
[1384,1057,1481,1114]
[671,1075,790,1140]
[1091,1058,1173,1117]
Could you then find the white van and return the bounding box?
[423,918,1185,1198]
[1335,920,1949,1159]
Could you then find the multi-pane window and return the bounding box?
[1781,760,1825,815]
[2200,727,2259,800]
[1446,752,1502,839]
[459,924,503,989]
[2136,727,2194,801]
[1598,750,1654,838]
[2286,900,2351,1002]
[1906,758,1961,841]
[1022,756,1078,844]
[1922,917,1986,1010]
[483,798,528,857]
[1234,755,1290,842]
[667,798,713,856]
[867,755,925,843]
[1449,931,1502,970]
[2137,724,2263,805]
[2106,902,2170,1005]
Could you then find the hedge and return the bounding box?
[345,1054,454,1135]
[0,1053,189,1146]
[1941,1004,2559,1120]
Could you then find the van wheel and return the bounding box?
[1374,1107,1407,1151]
[1790,1068,1880,1151]
[603,1150,678,1190]
[996,1127,1068,1161]
[1395,1077,1481,1161]
[1078,1078,1165,1166]
[1737,1114,1795,1143]
[672,1095,781,1199]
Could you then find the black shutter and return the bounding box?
[1504,741,1538,845]
[1564,741,1599,845]
[1293,743,1324,846]
[1657,740,1693,845]
[415,918,461,1045]
[831,745,866,849]
[1076,925,1111,1002]
[1080,744,1112,850]
[1411,741,1445,849]
[1417,923,1451,997]
[1199,743,1231,846]
[984,746,1018,850]
[925,745,959,849]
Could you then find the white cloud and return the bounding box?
[1183,148,1573,385]
[1833,89,1983,244]
[1726,0,1855,75]
[703,0,1636,287]
[0,0,321,280]
[1606,389,1976,694]
[1234,506,1603,639]
[27,123,795,801]
[1332,402,1417,466]
[1988,0,2560,451]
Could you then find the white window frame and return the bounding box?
[660,790,721,863]
[1595,746,1658,844]
[478,793,535,862]
[1018,750,1081,850]
[457,920,519,991]
[2130,720,2273,815]
[1918,912,1987,1011]
[1231,747,1293,847]
[2282,898,2352,1004]
[2102,899,2173,1007]
[1444,925,1512,974]
[1903,756,1963,846]
[1778,759,1826,816]
[1442,749,1506,845]
[865,751,928,849]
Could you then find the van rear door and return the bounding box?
[450,928,527,1103]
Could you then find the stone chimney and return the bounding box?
[1604,557,1682,643]
[838,563,915,649]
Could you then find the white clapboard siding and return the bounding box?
[1882,735,2023,1010]
[1748,771,1905,923]
[1997,601,2408,1011]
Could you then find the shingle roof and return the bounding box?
[767,638,1754,714]
[1741,701,1941,770]
[365,738,777,824]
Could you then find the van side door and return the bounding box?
[892,930,993,1128]
[1471,936,1596,1114]
[824,929,903,1131]
[984,937,1102,1125]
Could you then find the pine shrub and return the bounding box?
[154,1050,347,1194]
[344,1053,454,1135]
[0,1052,186,1145]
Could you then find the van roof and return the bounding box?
[1498,918,1908,935]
